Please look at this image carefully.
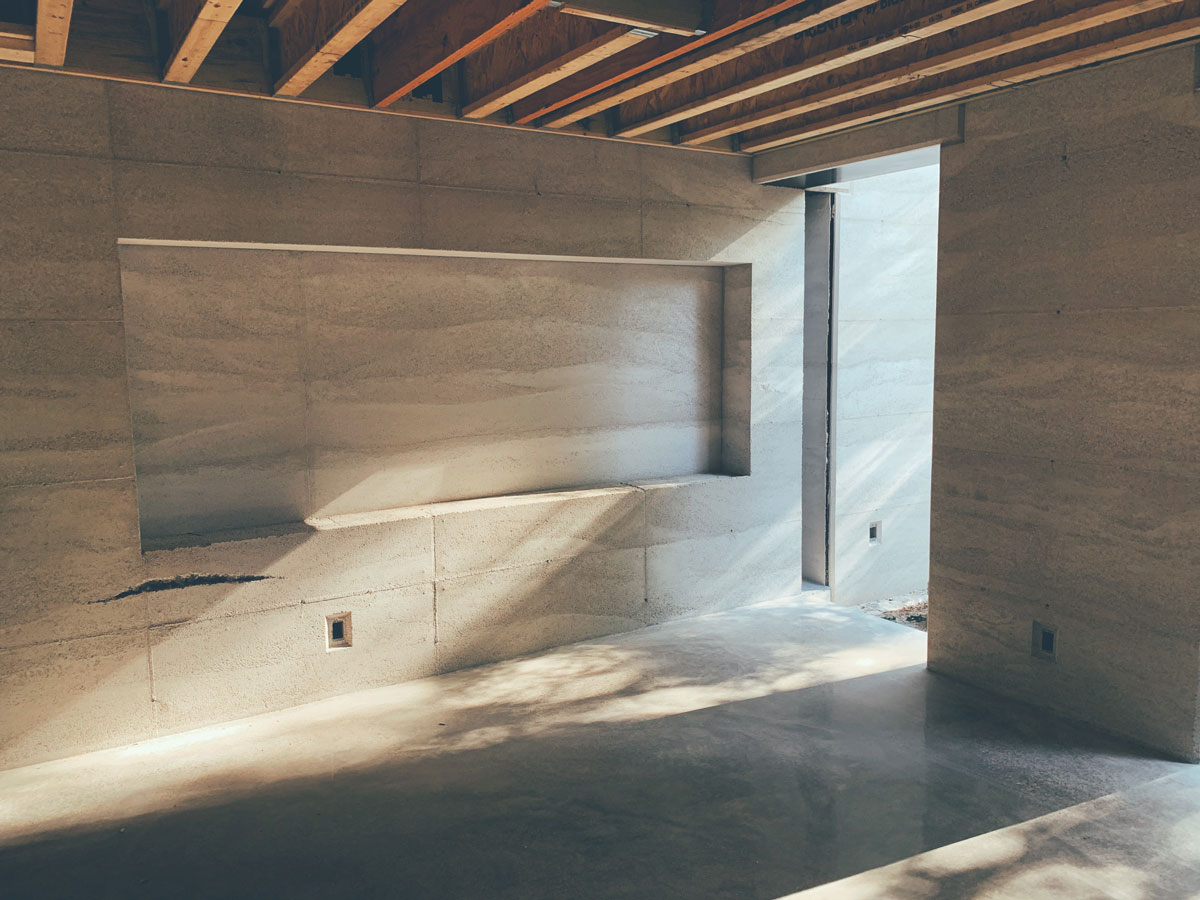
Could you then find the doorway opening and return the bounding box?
[798,146,940,630]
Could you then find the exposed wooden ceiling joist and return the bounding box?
[267,0,304,28]
[509,33,684,123]
[540,0,884,128]
[35,0,73,66]
[371,0,554,109]
[558,0,706,36]
[163,0,243,84]
[681,0,1183,145]
[0,22,35,63]
[274,0,411,97]
[462,16,652,120]
[0,0,1193,157]
[615,0,1040,138]
[509,0,815,125]
[741,1,1200,151]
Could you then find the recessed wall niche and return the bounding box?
[118,241,751,542]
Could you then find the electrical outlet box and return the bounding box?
[1031,620,1056,661]
[326,612,352,650]
[868,521,882,545]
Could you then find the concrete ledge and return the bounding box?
[145,476,751,551]
[116,237,747,268]
[752,105,964,185]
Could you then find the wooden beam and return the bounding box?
[370,0,553,109]
[274,0,410,97]
[741,3,1200,151]
[615,0,1037,137]
[510,0,813,125]
[559,0,705,36]
[0,22,35,63]
[35,0,73,65]
[542,0,881,128]
[511,33,689,123]
[267,0,305,28]
[163,0,242,83]
[681,0,1183,144]
[463,24,652,119]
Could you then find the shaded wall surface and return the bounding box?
[0,67,807,769]
[929,45,1200,761]
[832,165,938,606]
[120,246,727,538]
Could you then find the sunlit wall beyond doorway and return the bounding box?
[831,162,940,606]
[801,154,940,606]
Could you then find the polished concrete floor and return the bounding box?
[1,594,1197,900]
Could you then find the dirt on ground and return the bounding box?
[859,589,929,632]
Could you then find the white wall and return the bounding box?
[832,165,939,606]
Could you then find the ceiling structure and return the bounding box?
[1,0,1197,154]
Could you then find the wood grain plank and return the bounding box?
[509,0,816,124]
[35,0,74,66]
[164,0,243,84]
[615,0,1036,137]
[742,2,1200,151]
[682,0,1183,144]
[463,24,651,119]
[0,22,36,63]
[274,0,410,97]
[542,0,880,127]
[371,0,553,109]
[559,0,704,36]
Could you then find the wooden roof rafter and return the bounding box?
[273,0,413,97]
[460,11,656,120]
[539,0,886,128]
[35,0,74,66]
[163,0,243,84]
[557,0,708,36]
[508,0,826,125]
[613,0,1044,138]
[0,0,1191,156]
[370,0,556,109]
[742,0,1200,151]
[0,22,35,63]
[679,0,1187,145]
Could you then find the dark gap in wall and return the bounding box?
[0,0,35,26]
[94,574,275,604]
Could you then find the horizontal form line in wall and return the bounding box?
[0,317,126,324]
[0,63,743,158]
[931,443,1195,481]
[0,474,136,490]
[0,622,154,655]
[935,304,1200,317]
[116,238,749,268]
[142,474,744,553]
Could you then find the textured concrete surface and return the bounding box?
[120,245,728,534]
[0,64,805,769]
[1,598,1195,900]
[929,43,1200,762]
[832,165,939,607]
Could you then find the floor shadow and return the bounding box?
[0,662,1186,900]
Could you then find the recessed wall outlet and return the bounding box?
[1032,620,1056,661]
[868,521,882,544]
[327,612,352,650]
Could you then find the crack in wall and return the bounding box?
[94,574,276,604]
